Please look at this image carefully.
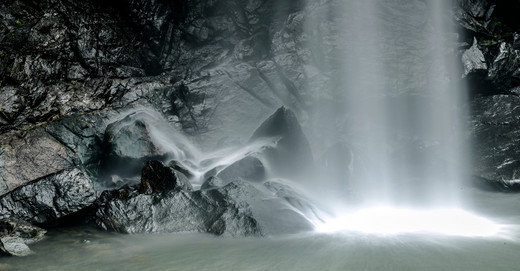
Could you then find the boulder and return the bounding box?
[96,181,262,236]
[0,218,46,257]
[216,156,266,182]
[250,106,314,181]
[102,112,170,178]
[95,179,315,236]
[457,0,492,18]
[201,176,226,190]
[140,160,192,194]
[45,113,105,179]
[0,169,96,224]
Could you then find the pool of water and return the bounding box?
[3,188,520,271]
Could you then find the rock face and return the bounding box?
[0,218,46,256]
[102,112,171,178]
[140,160,192,194]
[96,181,262,236]
[216,156,266,183]
[250,107,314,181]
[462,38,488,78]
[471,95,520,191]
[0,128,76,195]
[0,169,96,224]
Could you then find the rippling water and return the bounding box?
[3,188,520,271]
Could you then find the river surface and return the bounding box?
[3,188,520,271]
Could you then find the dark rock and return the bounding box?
[250,106,314,181]
[216,155,266,182]
[167,160,193,179]
[140,160,192,194]
[487,42,520,90]
[96,181,262,236]
[201,176,226,190]
[102,112,170,178]
[45,113,106,179]
[0,218,46,257]
[0,169,96,224]
[0,128,76,195]
[471,95,520,190]
[457,0,492,18]
[96,179,314,236]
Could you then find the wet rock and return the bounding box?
[216,156,266,182]
[462,38,488,78]
[45,113,105,179]
[0,86,24,125]
[0,169,96,224]
[471,95,520,190]
[250,106,314,181]
[0,218,46,257]
[96,179,314,236]
[102,112,170,178]
[487,42,520,90]
[0,237,31,257]
[0,128,75,196]
[457,0,492,18]
[140,160,192,194]
[96,181,262,236]
[201,176,226,190]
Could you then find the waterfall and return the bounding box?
[308,0,468,209]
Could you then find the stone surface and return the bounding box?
[462,38,488,77]
[471,95,520,190]
[0,218,46,257]
[96,179,314,236]
[0,128,75,196]
[0,237,32,257]
[140,160,192,194]
[201,176,226,190]
[96,181,262,236]
[216,156,266,182]
[102,111,171,179]
[250,106,314,181]
[0,169,96,224]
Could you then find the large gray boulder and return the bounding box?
[0,218,46,257]
[95,180,315,236]
[96,181,262,236]
[215,155,266,183]
[250,106,314,181]
[0,169,96,224]
[102,112,171,178]
[140,160,192,194]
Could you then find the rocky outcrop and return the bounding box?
[96,181,262,236]
[140,160,192,194]
[215,156,266,183]
[250,106,314,181]
[0,218,46,256]
[471,95,520,191]
[96,178,315,236]
[0,128,76,195]
[0,169,96,224]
